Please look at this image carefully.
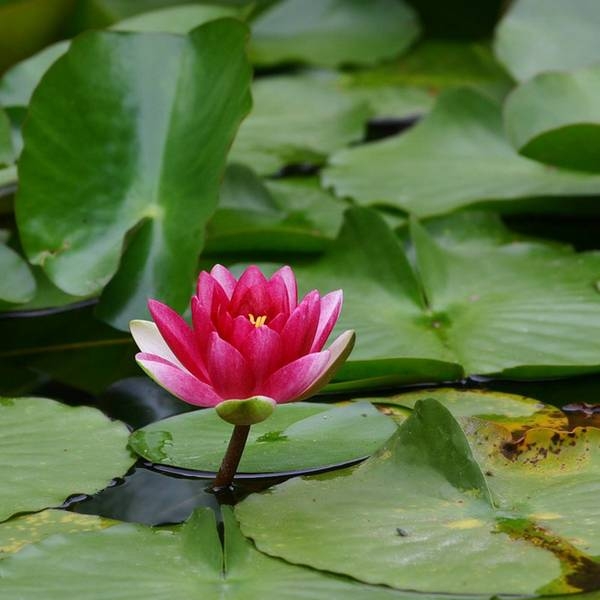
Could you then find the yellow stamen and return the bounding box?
[248,313,267,328]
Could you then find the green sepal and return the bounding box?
[216,396,276,426]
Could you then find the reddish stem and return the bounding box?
[212,424,251,491]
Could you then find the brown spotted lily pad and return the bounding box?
[236,399,600,597]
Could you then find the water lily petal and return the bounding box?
[239,325,282,386]
[296,330,356,402]
[206,332,254,399]
[129,320,185,370]
[261,350,331,403]
[270,265,297,312]
[209,264,237,298]
[136,353,223,407]
[280,290,321,363]
[196,271,229,318]
[310,290,343,352]
[148,299,208,382]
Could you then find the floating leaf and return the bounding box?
[205,164,344,255]
[16,20,251,330]
[250,0,420,68]
[230,75,370,175]
[504,65,600,172]
[0,510,115,557]
[290,208,600,388]
[495,0,600,82]
[370,388,569,434]
[0,507,423,599]
[129,402,397,474]
[237,399,600,596]
[0,240,35,304]
[0,397,133,522]
[323,88,600,218]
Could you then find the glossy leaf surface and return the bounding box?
[504,65,600,172]
[0,507,422,599]
[0,397,133,522]
[129,402,397,473]
[495,0,600,81]
[324,88,600,217]
[250,0,420,67]
[16,20,252,329]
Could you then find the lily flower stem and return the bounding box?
[213,424,251,491]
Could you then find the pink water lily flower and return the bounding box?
[130,265,355,409]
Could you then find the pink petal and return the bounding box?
[196,271,229,318]
[261,351,331,403]
[148,300,208,382]
[279,290,321,364]
[205,332,254,399]
[310,290,343,352]
[267,312,287,333]
[270,265,297,311]
[239,325,282,386]
[209,264,237,298]
[136,353,223,407]
[295,330,355,402]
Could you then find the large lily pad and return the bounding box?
[236,399,600,596]
[292,207,600,387]
[504,65,600,172]
[250,0,420,68]
[16,20,251,330]
[129,402,397,474]
[0,397,133,522]
[323,88,600,218]
[230,75,371,175]
[0,507,424,599]
[494,0,600,82]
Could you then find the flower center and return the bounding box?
[248,313,267,328]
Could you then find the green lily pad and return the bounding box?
[0,240,35,305]
[346,40,513,104]
[129,402,397,474]
[0,510,116,557]
[495,0,600,82]
[16,20,251,331]
[0,397,133,522]
[236,399,600,596]
[230,75,371,175]
[0,507,423,599]
[292,207,600,388]
[323,88,600,218]
[369,388,569,434]
[205,164,344,255]
[504,65,600,172]
[250,0,420,68]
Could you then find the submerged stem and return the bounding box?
[212,424,251,491]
